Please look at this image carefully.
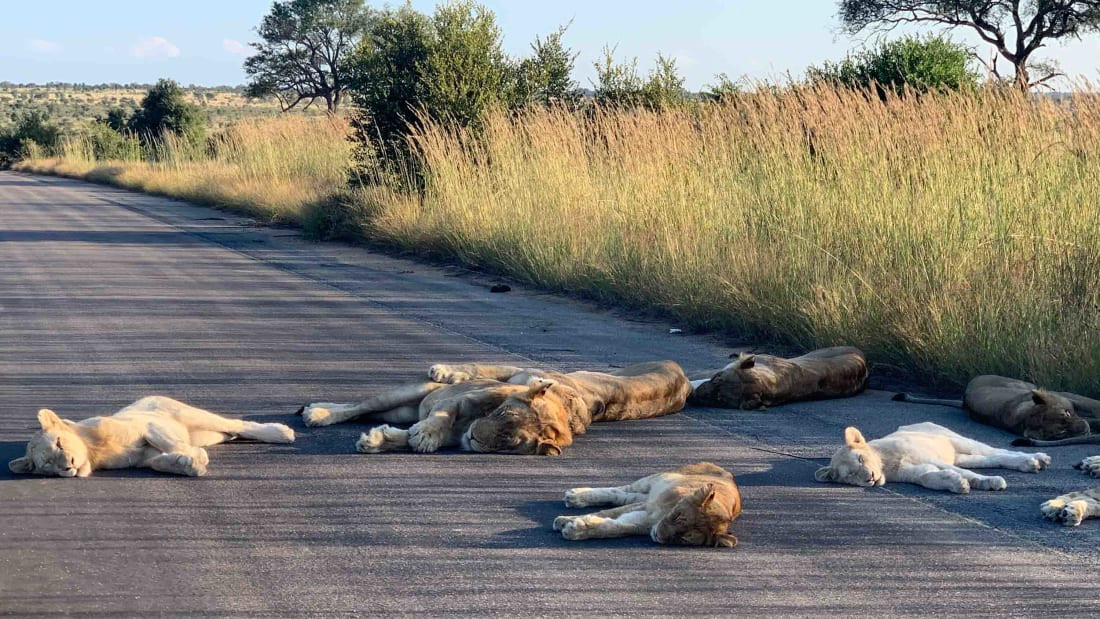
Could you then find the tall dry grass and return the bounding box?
[17,115,353,222]
[370,87,1100,391]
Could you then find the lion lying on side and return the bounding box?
[8,396,295,477]
[299,361,691,456]
[689,346,868,410]
[1041,456,1100,526]
[894,375,1100,445]
[814,422,1050,493]
[553,462,741,547]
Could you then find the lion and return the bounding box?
[552,461,741,547]
[8,396,295,478]
[688,346,868,410]
[1041,456,1100,526]
[893,375,1100,445]
[814,422,1051,493]
[298,360,691,456]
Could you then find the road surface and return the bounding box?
[1,171,1098,616]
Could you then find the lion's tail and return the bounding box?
[891,393,963,408]
[1012,434,1100,447]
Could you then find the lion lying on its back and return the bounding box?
[299,361,691,456]
[9,396,294,477]
[689,346,867,410]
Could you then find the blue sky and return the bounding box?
[2,1,1098,88]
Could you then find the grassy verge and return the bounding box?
[18,87,1100,393]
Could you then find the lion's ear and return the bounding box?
[695,482,716,507]
[527,379,554,399]
[37,409,65,431]
[814,466,834,482]
[536,441,562,456]
[1030,390,1051,406]
[714,532,738,548]
[734,353,756,370]
[844,426,866,447]
[9,457,33,474]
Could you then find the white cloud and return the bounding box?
[27,39,63,54]
[222,38,248,57]
[129,36,180,59]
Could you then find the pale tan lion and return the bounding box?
[299,361,691,456]
[689,346,868,410]
[814,422,1050,493]
[1040,456,1100,526]
[8,396,294,478]
[895,375,1100,445]
[552,461,741,547]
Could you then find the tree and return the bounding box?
[515,23,581,107]
[704,73,742,101]
[349,3,432,150]
[593,46,644,107]
[807,34,980,95]
[640,54,687,110]
[127,79,207,147]
[421,0,517,128]
[245,0,372,112]
[838,1,1100,90]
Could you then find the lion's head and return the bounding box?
[1020,390,1091,441]
[814,427,885,488]
[688,354,758,409]
[650,483,738,548]
[9,409,92,478]
[461,379,579,456]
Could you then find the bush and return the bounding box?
[594,49,687,110]
[808,35,979,95]
[0,110,61,167]
[128,79,207,147]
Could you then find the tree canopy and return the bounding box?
[838,1,1100,89]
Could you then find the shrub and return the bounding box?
[807,35,980,95]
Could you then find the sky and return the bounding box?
[2,0,1099,89]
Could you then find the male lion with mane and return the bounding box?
[689,346,868,410]
[553,462,741,547]
[299,361,691,456]
[815,422,1050,493]
[894,375,1100,445]
[8,396,295,477]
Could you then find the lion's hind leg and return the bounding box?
[563,486,649,508]
[1042,488,1100,526]
[954,451,1050,473]
[141,396,294,444]
[302,382,443,427]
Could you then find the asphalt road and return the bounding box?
[1,170,1099,617]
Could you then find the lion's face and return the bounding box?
[461,380,573,456]
[815,427,885,487]
[651,484,738,547]
[8,409,91,478]
[1022,390,1091,441]
[688,354,757,408]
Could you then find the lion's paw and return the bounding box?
[949,476,971,494]
[428,364,472,384]
[174,453,207,477]
[564,488,593,508]
[1060,501,1088,527]
[553,515,578,531]
[1041,498,1067,521]
[408,422,445,453]
[974,476,1007,491]
[1018,455,1048,473]
[265,423,296,443]
[1033,453,1052,470]
[1075,456,1100,477]
[192,447,210,467]
[301,404,335,427]
[560,519,590,541]
[355,428,386,454]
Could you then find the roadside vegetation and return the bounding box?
[12,0,1100,395]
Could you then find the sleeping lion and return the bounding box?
[299,361,691,456]
[553,461,741,547]
[689,346,868,410]
[894,375,1100,445]
[814,422,1050,493]
[1041,456,1100,526]
[8,396,295,477]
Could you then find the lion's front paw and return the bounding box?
[560,519,590,541]
[974,476,1007,491]
[192,447,210,467]
[1018,455,1049,473]
[1041,498,1067,521]
[428,364,472,384]
[355,428,386,454]
[1075,456,1100,477]
[564,488,593,508]
[301,404,335,427]
[175,454,207,477]
[553,515,578,531]
[408,420,446,453]
[949,476,971,494]
[1060,500,1088,527]
[1033,453,1052,470]
[265,423,296,443]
